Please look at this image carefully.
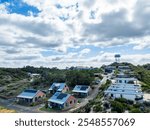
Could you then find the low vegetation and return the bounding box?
[130,65,150,92]
[0,66,100,98]
[0,106,16,113]
[109,98,150,113]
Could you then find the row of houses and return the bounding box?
[105,65,131,73]
[104,73,143,101]
[16,83,91,110]
[48,83,91,109]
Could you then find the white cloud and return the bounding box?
[78,48,91,57]
[80,48,91,54]
[0,0,150,68]
[0,2,9,14]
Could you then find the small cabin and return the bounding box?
[48,92,76,110]
[72,85,91,97]
[49,83,69,94]
[17,89,46,105]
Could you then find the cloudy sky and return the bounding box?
[0,0,150,68]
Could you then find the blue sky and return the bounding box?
[0,0,150,68]
[0,0,40,16]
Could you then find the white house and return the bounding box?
[118,66,130,73]
[104,74,143,101]
[115,74,138,84]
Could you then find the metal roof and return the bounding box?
[17,89,38,99]
[48,92,70,104]
[49,83,66,91]
[104,90,143,96]
[72,85,89,93]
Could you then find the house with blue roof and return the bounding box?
[48,92,77,109]
[72,85,91,97]
[49,83,69,94]
[17,89,46,104]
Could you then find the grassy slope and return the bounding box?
[0,106,16,113]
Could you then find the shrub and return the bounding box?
[93,104,102,112]
[143,101,150,107]
[115,98,127,103]
[115,98,134,105]
[84,104,91,113]
[130,108,141,113]
[45,102,48,109]
[103,102,110,109]
[111,101,125,113]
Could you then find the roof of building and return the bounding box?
[116,74,135,79]
[105,66,116,69]
[49,83,66,91]
[111,83,141,88]
[72,85,90,93]
[105,83,143,96]
[17,89,39,99]
[107,85,141,91]
[104,89,143,96]
[118,66,130,69]
[48,92,71,104]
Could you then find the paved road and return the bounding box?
[0,98,44,113]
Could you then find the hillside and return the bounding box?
[0,63,149,98]
[0,68,30,98]
[109,62,150,91]
[131,65,150,92]
[0,66,100,98]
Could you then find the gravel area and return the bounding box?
[143,93,150,101]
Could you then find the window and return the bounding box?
[38,96,42,99]
[66,103,68,107]
[35,97,38,101]
[70,101,72,104]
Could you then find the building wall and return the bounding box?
[48,96,76,110]
[62,85,69,93]
[33,91,46,102]
[36,91,46,98]
[122,94,135,100]
[116,78,136,84]
[65,96,77,109]
[49,102,64,109]
[17,98,33,105]
[17,98,31,102]
[114,94,121,98]
[107,93,136,101]
[73,92,89,97]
